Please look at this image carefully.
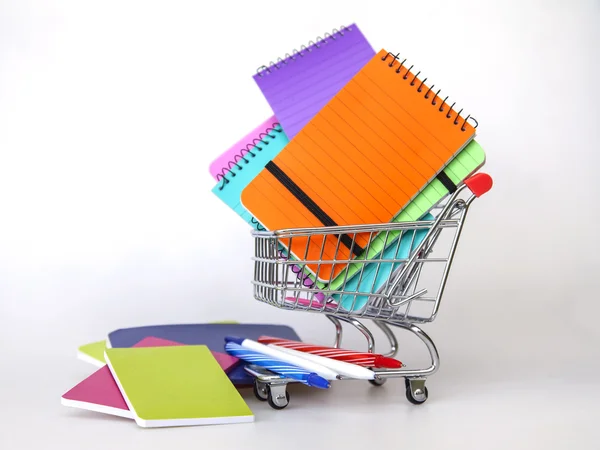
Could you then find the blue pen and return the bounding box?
[225,336,340,380]
[224,342,330,389]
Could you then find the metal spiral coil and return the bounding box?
[216,123,283,190]
[250,217,266,231]
[256,25,352,77]
[380,52,478,132]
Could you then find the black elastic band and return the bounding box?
[266,161,364,256]
[436,171,457,193]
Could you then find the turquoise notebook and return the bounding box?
[334,213,433,312]
[212,124,289,230]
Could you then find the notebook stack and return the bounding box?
[210,23,486,304]
[62,322,303,427]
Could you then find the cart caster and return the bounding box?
[266,385,290,410]
[253,381,268,401]
[368,376,387,386]
[405,378,428,405]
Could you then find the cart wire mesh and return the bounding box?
[251,182,479,324]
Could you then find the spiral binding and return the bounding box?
[380,52,478,132]
[250,217,266,231]
[216,123,283,190]
[256,25,352,77]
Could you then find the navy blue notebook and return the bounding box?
[107,323,302,385]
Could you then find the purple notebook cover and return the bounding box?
[253,23,375,139]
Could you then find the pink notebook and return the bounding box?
[61,337,239,418]
[208,115,279,181]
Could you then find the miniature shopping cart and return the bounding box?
[246,173,493,409]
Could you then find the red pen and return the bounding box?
[257,336,402,368]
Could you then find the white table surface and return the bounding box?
[1,1,599,449]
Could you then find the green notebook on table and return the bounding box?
[105,345,254,428]
[77,340,107,366]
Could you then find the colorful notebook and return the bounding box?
[107,323,302,385]
[62,367,132,419]
[253,24,375,139]
[105,345,254,428]
[242,49,477,281]
[77,340,106,367]
[63,337,240,419]
[209,115,279,181]
[212,123,289,232]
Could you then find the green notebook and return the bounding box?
[77,340,106,366]
[105,345,254,428]
[323,140,486,290]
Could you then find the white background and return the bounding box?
[1,0,599,448]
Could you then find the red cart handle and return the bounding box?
[464,173,493,197]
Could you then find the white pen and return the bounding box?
[269,344,376,380]
[225,336,340,380]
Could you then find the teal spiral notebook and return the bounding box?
[212,123,289,230]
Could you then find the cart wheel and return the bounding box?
[266,385,290,410]
[253,381,268,401]
[405,378,428,405]
[405,385,428,405]
[368,376,387,386]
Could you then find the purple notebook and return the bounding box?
[253,24,375,139]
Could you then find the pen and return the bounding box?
[224,336,340,380]
[257,336,402,369]
[224,342,330,389]
[268,344,377,380]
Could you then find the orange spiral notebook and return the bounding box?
[241,49,477,280]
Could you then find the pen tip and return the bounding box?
[374,355,402,368]
[307,374,330,390]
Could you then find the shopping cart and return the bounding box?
[246,173,493,409]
